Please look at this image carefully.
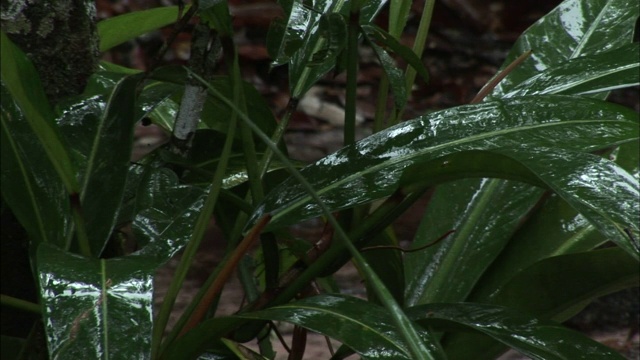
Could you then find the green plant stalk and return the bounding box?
[233,57,263,205]
[257,99,296,179]
[393,0,435,124]
[190,70,438,360]
[227,43,280,293]
[373,78,390,132]
[238,255,276,358]
[159,242,238,355]
[70,200,91,257]
[388,0,412,38]
[151,98,238,359]
[0,294,41,314]
[344,8,360,146]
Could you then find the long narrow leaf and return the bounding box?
[1,84,71,249]
[237,294,442,360]
[1,31,79,194]
[73,74,143,256]
[400,147,640,259]
[489,0,639,97]
[249,96,638,231]
[97,6,186,51]
[406,302,626,360]
[504,43,640,97]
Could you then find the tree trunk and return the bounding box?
[1,0,99,104]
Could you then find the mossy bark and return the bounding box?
[1,0,99,104]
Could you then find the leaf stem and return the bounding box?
[0,294,41,314]
[393,0,436,124]
[344,7,360,146]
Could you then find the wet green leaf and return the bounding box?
[365,39,407,113]
[485,248,639,319]
[58,74,144,256]
[1,83,71,249]
[406,302,626,360]
[468,193,604,301]
[237,294,444,360]
[97,6,187,51]
[361,25,429,83]
[404,179,543,305]
[248,96,638,231]
[286,0,386,97]
[504,43,640,97]
[496,147,640,259]
[400,147,640,259]
[1,31,79,193]
[267,0,313,67]
[308,13,347,66]
[131,167,206,260]
[446,248,639,359]
[37,243,159,359]
[490,0,639,97]
[470,141,639,300]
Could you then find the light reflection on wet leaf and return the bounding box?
[37,244,157,359]
[249,95,637,231]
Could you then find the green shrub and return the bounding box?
[1,0,638,358]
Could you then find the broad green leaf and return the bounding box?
[490,0,639,97]
[97,6,187,51]
[286,0,386,98]
[444,249,638,359]
[406,302,626,360]
[504,43,640,97]
[496,147,640,259]
[1,31,79,194]
[308,13,347,66]
[237,294,444,360]
[266,0,313,67]
[408,0,640,338]
[58,74,144,256]
[399,150,549,190]
[404,179,543,305]
[37,243,158,359]
[484,248,639,319]
[400,148,640,259]
[1,82,71,250]
[248,96,638,231]
[468,193,604,301]
[131,167,206,261]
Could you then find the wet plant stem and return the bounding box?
[393,0,435,124]
[344,8,360,146]
[0,294,40,314]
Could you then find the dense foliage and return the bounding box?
[1,0,638,358]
